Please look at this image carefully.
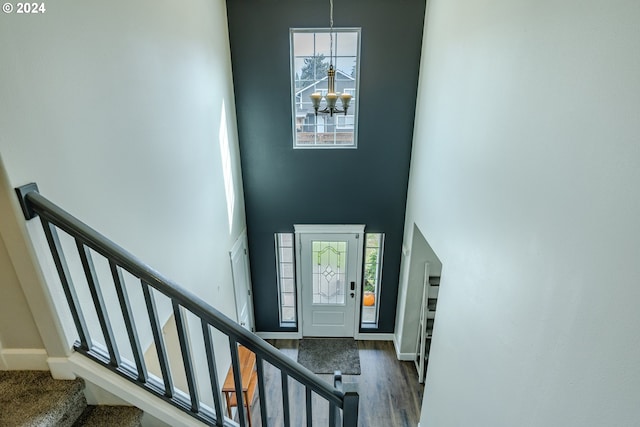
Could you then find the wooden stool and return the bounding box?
[222,346,257,426]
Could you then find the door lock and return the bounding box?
[350,292,355,298]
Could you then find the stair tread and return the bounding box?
[74,405,143,427]
[0,371,86,427]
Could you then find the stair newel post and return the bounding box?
[341,386,359,427]
[333,371,359,427]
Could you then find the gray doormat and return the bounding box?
[297,338,361,375]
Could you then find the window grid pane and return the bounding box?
[291,28,360,149]
[276,233,297,325]
[312,240,347,305]
[362,233,384,325]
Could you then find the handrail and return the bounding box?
[16,184,358,427]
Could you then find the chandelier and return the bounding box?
[310,0,352,117]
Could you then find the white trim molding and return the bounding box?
[0,340,5,370]
[294,224,365,234]
[1,348,48,370]
[393,335,416,361]
[53,353,204,426]
[256,331,302,340]
[354,332,394,341]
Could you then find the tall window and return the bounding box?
[290,28,361,149]
[362,233,384,326]
[275,233,297,326]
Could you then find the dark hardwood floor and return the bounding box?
[244,340,423,427]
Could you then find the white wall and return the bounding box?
[0,157,69,361]
[0,0,244,385]
[395,225,441,356]
[405,0,640,425]
[0,232,43,349]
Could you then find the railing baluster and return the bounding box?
[306,386,313,427]
[142,281,173,397]
[329,403,337,427]
[76,240,120,367]
[109,261,147,382]
[255,354,268,426]
[18,187,361,427]
[330,371,341,427]
[229,338,248,427]
[39,218,92,350]
[172,302,200,413]
[201,320,225,426]
[281,371,291,427]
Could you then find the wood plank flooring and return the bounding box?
[243,340,423,427]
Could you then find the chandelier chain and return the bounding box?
[329,0,334,66]
[310,0,351,116]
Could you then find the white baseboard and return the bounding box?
[257,332,395,341]
[396,352,416,361]
[256,331,302,340]
[1,348,48,370]
[354,332,394,341]
[393,335,416,361]
[0,340,6,370]
[48,357,77,379]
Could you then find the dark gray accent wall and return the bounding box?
[226,0,426,333]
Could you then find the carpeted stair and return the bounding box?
[0,371,143,427]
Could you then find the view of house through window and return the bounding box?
[362,233,384,326]
[275,233,297,326]
[290,28,360,148]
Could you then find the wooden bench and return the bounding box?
[222,346,257,426]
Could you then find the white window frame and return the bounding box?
[290,28,361,150]
[361,233,384,328]
[275,233,297,327]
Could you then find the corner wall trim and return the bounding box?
[0,341,6,370]
[48,357,76,380]
[393,335,416,361]
[1,348,48,370]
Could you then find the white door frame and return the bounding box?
[230,229,255,332]
[294,224,365,338]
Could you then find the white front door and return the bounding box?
[230,232,254,332]
[299,231,361,337]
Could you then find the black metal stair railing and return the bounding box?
[15,183,359,427]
